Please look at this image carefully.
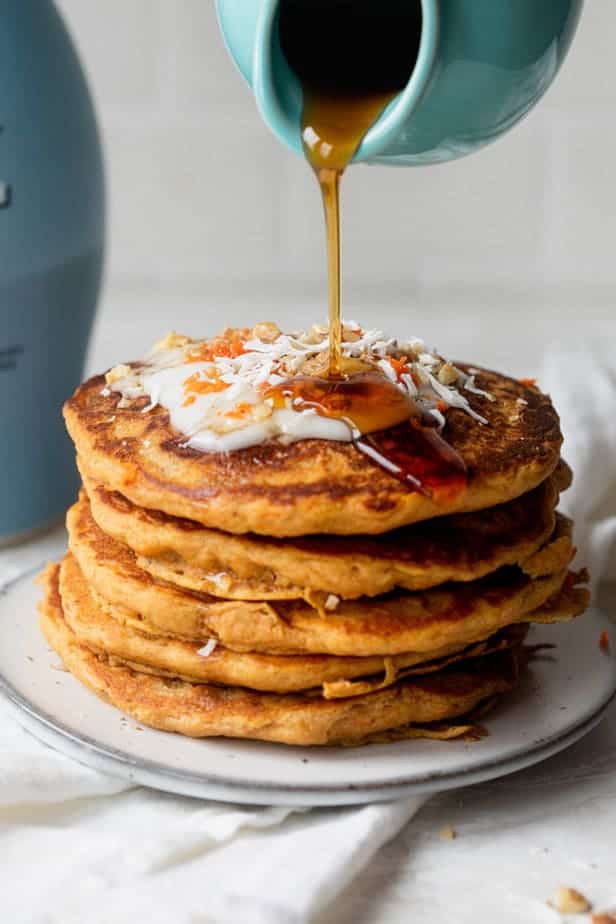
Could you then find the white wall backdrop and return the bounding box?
[54,0,615,375]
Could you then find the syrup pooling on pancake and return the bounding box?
[102,324,492,486]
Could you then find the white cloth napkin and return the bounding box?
[541,346,616,589]
[0,710,424,924]
[0,542,425,924]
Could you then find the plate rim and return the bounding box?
[2,684,613,805]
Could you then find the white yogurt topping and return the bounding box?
[103,322,492,453]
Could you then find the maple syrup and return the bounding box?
[264,371,419,435]
[265,373,467,498]
[355,424,468,500]
[276,0,468,497]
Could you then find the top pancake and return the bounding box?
[65,365,562,537]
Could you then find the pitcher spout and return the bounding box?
[251,0,439,162]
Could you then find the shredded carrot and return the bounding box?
[186,337,246,363]
[437,400,449,413]
[389,356,409,380]
[599,631,610,653]
[519,377,537,387]
[182,372,229,406]
[224,402,254,420]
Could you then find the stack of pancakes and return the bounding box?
[39,342,590,746]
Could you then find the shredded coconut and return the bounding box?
[197,639,218,659]
[209,572,232,593]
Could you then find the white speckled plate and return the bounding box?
[1,564,615,806]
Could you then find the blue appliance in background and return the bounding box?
[0,0,104,544]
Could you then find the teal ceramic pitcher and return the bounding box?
[216,0,583,165]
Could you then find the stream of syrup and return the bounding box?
[279,0,419,379]
[276,0,468,498]
[302,94,398,377]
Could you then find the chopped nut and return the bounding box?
[105,364,131,386]
[304,324,329,345]
[253,321,281,343]
[414,365,430,386]
[298,351,330,377]
[252,401,274,422]
[437,362,459,386]
[152,331,191,352]
[219,326,251,341]
[599,631,610,653]
[324,594,340,611]
[439,826,457,841]
[550,886,592,915]
[342,324,362,343]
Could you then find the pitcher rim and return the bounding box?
[253,0,440,162]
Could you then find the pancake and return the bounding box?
[81,463,567,600]
[40,565,521,746]
[65,365,562,537]
[58,554,527,695]
[67,495,586,656]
